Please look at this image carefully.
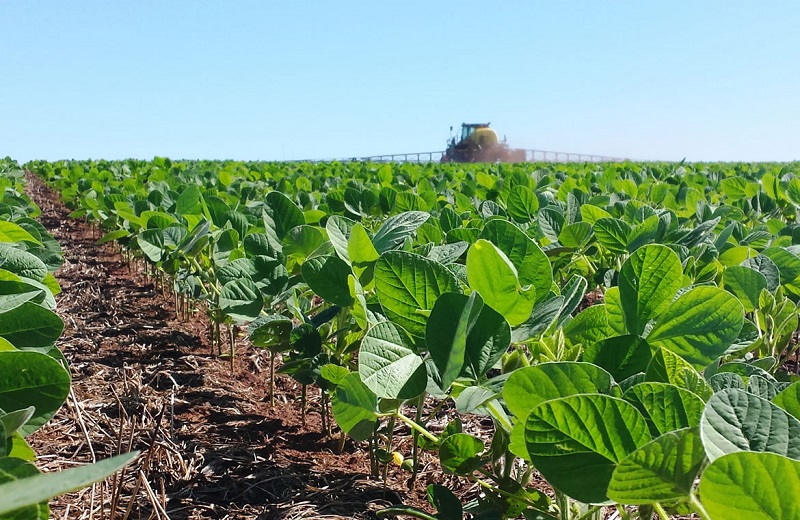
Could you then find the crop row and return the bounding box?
[0,158,134,517]
[27,158,800,519]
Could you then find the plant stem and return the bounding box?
[269,351,276,407]
[422,397,448,424]
[301,384,307,426]
[555,490,571,520]
[573,505,603,520]
[653,503,670,520]
[393,410,438,444]
[320,387,328,436]
[502,450,513,482]
[753,310,764,338]
[383,415,397,483]
[469,476,554,515]
[689,493,712,520]
[228,323,235,372]
[485,399,513,432]
[216,320,221,356]
[411,394,424,484]
[376,506,438,520]
[369,425,379,478]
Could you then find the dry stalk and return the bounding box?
[139,470,171,520]
[121,406,165,520]
[109,388,131,520]
[69,387,98,518]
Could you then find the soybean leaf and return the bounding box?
[348,223,380,284]
[319,364,350,386]
[8,432,36,461]
[538,207,564,242]
[626,215,661,252]
[0,351,71,436]
[219,278,263,322]
[243,232,278,257]
[331,372,378,441]
[624,382,705,436]
[705,360,774,384]
[358,321,427,400]
[563,304,614,349]
[325,215,355,263]
[708,372,746,392]
[0,457,48,518]
[429,484,463,520]
[0,245,47,282]
[604,287,626,335]
[647,287,744,370]
[748,374,780,401]
[426,293,480,390]
[454,386,497,414]
[699,452,800,520]
[619,244,682,336]
[583,335,652,382]
[503,362,614,420]
[594,218,631,254]
[175,185,202,215]
[427,242,468,265]
[301,255,354,307]
[265,191,304,240]
[0,452,137,516]
[479,219,552,301]
[176,219,211,257]
[558,222,593,248]
[0,302,63,349]
[700,388,800,462]
[248,315,292,352]
[525,394,651,504]
[467,240,535,326]
[742,255,781,292]
[282,225,327,262]
[555,275,588,327]
[512,295,563,343]
[372,211,430,253]
[763,247,800,295]
[723,319,760,357]
[773,382,800,420]
[212,228,239,266]
[506,185,539,223]
[0,407,35,437]
[375,251,460,340]
[607,427,705,504]
[723,265,768,312]
[0,222,41,245]
[645,347,713,400]
[216,258,257,286]
[439,433,484,475]
[427,292,511,390]
[580,204,612,224]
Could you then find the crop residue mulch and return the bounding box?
[24,175,469,519]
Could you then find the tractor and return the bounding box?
[442,123,526,163]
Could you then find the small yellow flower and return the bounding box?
[392,452,404,465]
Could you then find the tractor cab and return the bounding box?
[460,123,491,142]
[449,123,494,147]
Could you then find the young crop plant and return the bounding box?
[0,159,135,517]
[26,157,800,519]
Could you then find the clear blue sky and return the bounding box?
[2,1,799,162]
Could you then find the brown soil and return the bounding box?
[24,175,479,519]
